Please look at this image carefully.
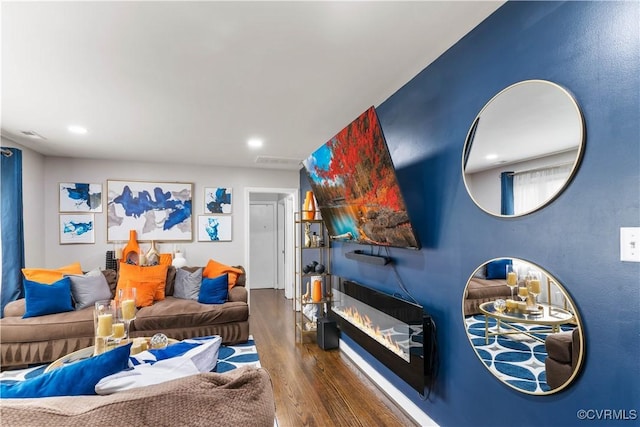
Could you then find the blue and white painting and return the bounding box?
[60,214,95,244]
[204,187,232,214]
[107,180,193,242]
[197,215,232,242]
[59,183,102,212]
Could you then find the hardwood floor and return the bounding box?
[249,289,417,427]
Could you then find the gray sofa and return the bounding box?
[0,266,249,370]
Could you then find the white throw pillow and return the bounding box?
[95,335,222,395]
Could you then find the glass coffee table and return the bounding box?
[478,301,574,344]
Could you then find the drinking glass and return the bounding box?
[94,299,114,355]
[505,264,518,300]
[118,287,137,343]
[527,271,541,306]
[517,286,529,319]
[112,302,126,345]
[517,285,529,304]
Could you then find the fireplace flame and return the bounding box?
[333,305,407,361]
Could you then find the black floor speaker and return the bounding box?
[317,317,339,350]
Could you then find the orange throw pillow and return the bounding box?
[116,263,169,302]
[202,259,243,289]
[126,280,161,307]
[22,262,83,284]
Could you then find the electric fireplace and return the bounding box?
[328,279,434,394]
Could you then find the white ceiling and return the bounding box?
[1,1,504,170]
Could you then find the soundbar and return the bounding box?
[345,250,392,265]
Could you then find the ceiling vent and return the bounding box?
[20,130,46,140]
[255,156,301,167]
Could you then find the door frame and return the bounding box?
[249,200,277,289]
[244,187,298,306]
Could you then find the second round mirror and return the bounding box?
[463,258,584,395]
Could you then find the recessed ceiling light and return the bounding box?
[485,153,498,160]
[247,138,263,149]
[68,125,88,135]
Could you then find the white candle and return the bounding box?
[114,242,123,260]
[122,299,136,320]
[112,322,125,339]
[97,313,113,337]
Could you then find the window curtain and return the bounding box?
[513,164,572,215]
[1,147,25,318]
[500,171,514,216]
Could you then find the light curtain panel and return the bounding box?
[59,183,103,212]
[107,180,193,242]
[60,213,95,244]
[197,215,232,242]
[204,187,232,214]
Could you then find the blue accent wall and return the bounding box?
[301,2,639,426]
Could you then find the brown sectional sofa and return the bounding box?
[463,277,513,316]
[0,266,249,370]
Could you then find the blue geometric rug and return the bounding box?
[465,315,574,393]
[0,336,260,384]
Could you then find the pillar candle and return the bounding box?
[122,299,136,320]
[112,322,125,339]
[97,313,113,337]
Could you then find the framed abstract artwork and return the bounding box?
[197,215,232,242]
[204,187,232,214]
[107,180,193,242]
[60,214,95,244]
[59,182,103,212]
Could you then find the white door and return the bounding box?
[276,200,285,290]
[249,203,277,289]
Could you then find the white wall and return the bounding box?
[41,156,298,270]
[1,138,46,267]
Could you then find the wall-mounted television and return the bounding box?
[302,106,420,250]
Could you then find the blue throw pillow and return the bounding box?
[0,343,131,398]
[23,277,74,318]
[198,274,229,304]
[485,259,513,280]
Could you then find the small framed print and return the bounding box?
[204,187,232,214]
[197,215,232,242]
[60,213,95,244]
[59,182,103,212]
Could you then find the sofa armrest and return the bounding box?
[232,266,246,287]
[545,331,574,363]
[228,286,247,303]
[3,299,26,317]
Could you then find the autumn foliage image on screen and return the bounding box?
[303,106,420,249]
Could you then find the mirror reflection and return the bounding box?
[462,80,585,217]
[463,258,584,395]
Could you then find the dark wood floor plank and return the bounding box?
[249,289,417,427]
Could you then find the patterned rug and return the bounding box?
[465,315,574,393]
[0,336,260,383]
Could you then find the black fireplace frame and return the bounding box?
[328,279,434,394]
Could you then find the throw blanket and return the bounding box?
[0,367,274,427]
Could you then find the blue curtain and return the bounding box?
[500,171,514,216]
[1,147,25,317]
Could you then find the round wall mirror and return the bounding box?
[462,257,584,395]
[462,80,585,217]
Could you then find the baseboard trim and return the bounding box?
[339,339,439,427]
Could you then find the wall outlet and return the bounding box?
[620,227,640,262]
